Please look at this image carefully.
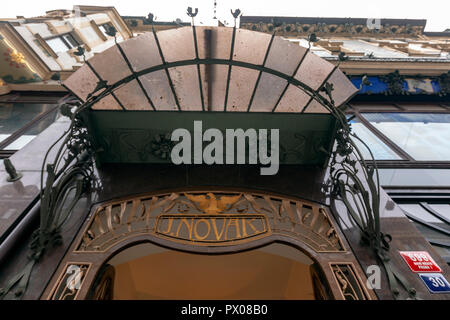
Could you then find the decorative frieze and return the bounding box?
[76,191,344,253]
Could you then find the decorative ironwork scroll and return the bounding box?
[321,62,419,299]
[330,263,370,300]
[48,263,91,300]
[77,191,344,253]
[0,97,96,300]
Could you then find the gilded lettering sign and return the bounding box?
[156,214,269,244]
[76,191,344,253]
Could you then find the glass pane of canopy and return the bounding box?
[64,26,357,113]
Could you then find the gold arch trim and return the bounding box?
[76,191,344,253]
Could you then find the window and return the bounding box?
[399,202,450,264]
[45,33,80,53]
[346,104,450,166]
[98,23,115,38]
[362,113,450,161]
[0,102,64,155]
[349,117,401,160]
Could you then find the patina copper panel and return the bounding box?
[88,45,131,86]
[119,32,162,72]
[91,94,122,110]
[63,64,99,101]
[168,66,202,110]
[113,80,152,110]
[265,36,307,75]
[227,66,259,111]
[233,29,272,65]
[157,27,196,62]
[139,71,177,110]
[320,69,358,106]
[276,85,311,113]
[294,51,335,91]
[251,73,287,112]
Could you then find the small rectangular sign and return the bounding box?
[399,251,442,273]
[419,273,450,293]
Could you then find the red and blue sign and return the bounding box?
[399,251,442,273]
[419,273,450,294]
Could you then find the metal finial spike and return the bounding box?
[231,9,241,19]
[4,158,22,182]
[73,46,85,61]
[187,7,198,18]
[147,13,154,23]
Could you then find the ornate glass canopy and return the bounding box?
[63,26,358,113]
[1,24,420,301]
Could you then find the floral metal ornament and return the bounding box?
[437,71,450,96]
[151,133,174,160]
[381,70,408,95]
[319,77,419,299]
[0,98,97,300]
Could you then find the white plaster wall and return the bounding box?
[78,26,102,44]
[24,23,53,38]
[56,51,77,70]
[89,13,110,25]
[14,26,62,71]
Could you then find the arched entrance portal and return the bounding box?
[102,242,318,300]
[43,190,374,300]
[38,22,374,301]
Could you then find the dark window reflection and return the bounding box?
[0,103,60,150]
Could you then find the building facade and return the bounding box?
[0,7,449,300]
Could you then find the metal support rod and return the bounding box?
[0,200,40,266]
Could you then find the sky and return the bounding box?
[2,0,450,31]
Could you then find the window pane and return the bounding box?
[399,204,447,225]
[4,108,61,150]
[99,23,114,37]
[362,113,450,161]
[46,37,69,53]
[398,203,450,264]
[63,34,79,48]
[349,117,401,160]
[429,204,450,221]
[379,169,450,187]
[0,103,58,150]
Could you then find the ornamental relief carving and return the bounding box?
[76,191,344,253]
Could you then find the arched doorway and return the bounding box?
[99,242,318,300]
[37,22,374,301]
[43,190,374,300]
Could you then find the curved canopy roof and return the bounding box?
[64,26,358,113]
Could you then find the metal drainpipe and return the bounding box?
[0,200,41,266]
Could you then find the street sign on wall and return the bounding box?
[419,273,450,293]
[399,251,442,273]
